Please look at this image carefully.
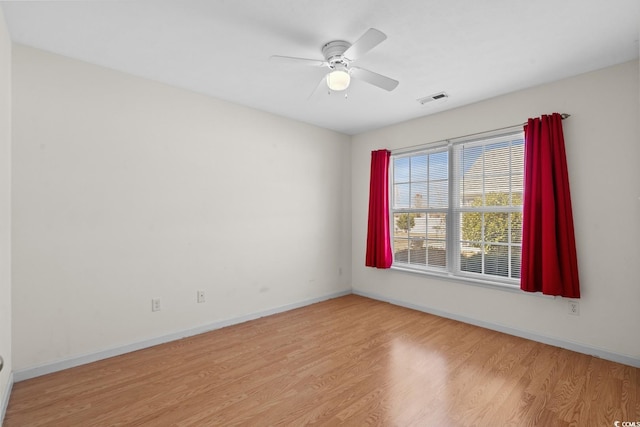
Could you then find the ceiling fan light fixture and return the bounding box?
[326,69,350,91]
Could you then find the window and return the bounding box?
[390,129,524,286]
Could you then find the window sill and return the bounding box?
[390,264,555,299]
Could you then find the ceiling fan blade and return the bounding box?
[343,28,387,60]
[308,74,329,100]
[350,67,399,91]
[269,55,328,67]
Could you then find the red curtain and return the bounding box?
[365,149,393,268]
[521,113,580,297]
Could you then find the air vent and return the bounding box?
[417,92,448,105]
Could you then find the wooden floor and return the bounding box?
[5,295,640,426]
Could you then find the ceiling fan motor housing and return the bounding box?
[322,40,351,68]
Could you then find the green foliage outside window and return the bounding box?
[461,192,522,253]
[396,213,416,233]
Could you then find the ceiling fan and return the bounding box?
[270,28,399,95]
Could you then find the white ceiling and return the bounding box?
[1,0,639,135]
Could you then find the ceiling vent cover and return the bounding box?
[417,92,448,105]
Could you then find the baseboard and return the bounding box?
[13,287,638,383]
[1,372,13,425]
[353,289,640,368]
[13,290,351,382]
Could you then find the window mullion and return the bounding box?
[508,212,513,278]
[447,141,456,275]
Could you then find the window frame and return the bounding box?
[389,128,525,289]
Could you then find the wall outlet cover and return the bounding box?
[568,300,579,316]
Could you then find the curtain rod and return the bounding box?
[391,113,571,155]
[484,113,572,137]
[453,113,571,143]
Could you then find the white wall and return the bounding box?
[0,6,12,421]
[352,60,640,362]
[11,45,352,372]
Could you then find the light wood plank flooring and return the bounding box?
[5,295,640,426]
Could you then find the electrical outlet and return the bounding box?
[152,297,161,312]
[568,300,579,316]
[197,290,205,303]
